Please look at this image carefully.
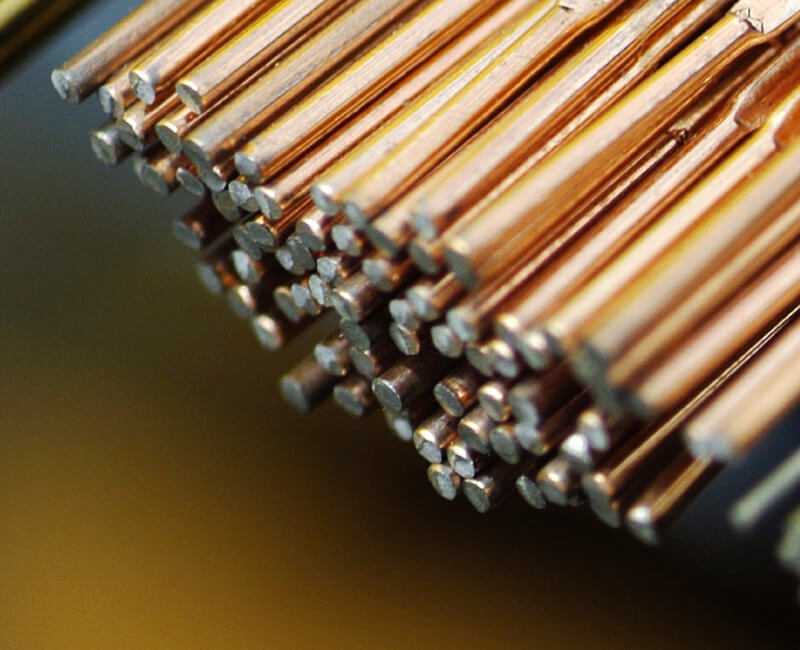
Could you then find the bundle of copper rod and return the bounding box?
[52,0,800,583]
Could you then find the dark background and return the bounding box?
[1,3,799,648]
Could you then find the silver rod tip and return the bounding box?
[129,69,156,104]
[310,182,340,216]
[463,477,492,514]
[371,377,403,413]
[176,79,203,115]
[516,475,547,510]
[251,314,284,351]
[51,69,78,102]
[176,168,206,197]
[427,464,460,500]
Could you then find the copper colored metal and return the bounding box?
[311,0,554,217]
[130,0,272,105]
[413,0,730,241]
[508,364,581,428]
[235,0,506,184]
[255,0,528,220]
[494,46,789,369]
[337,0,625,225]
[539,68,800,368]
[627,240,800,420]
[51,0,207,103]
[686,316,800,460]
[117,94,182,150]
[182,0,424,181]
[576,138,800,406]
[442,5,799,289]
[177,0,357,114]
[626,452,718,545]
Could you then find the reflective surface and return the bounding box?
[0,3,798,648]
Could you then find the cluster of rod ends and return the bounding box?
[50,0,800,586]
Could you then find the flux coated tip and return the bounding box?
[296,218,327,252]
[333,384,369,417]
[447,306,479,343]
[433,382,466,418]
[231,249,258,284]
[246,222,276,250]
[560,432,594,473]
[412,208,437,240]
[182,139,213,173]
[331,289,360,322]
[444,239,479,289]
[273,287,303,323]
[202,169,228,193]
[195,262,224,296]
[97,85,118,115]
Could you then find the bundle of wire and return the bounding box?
[50,0,800,596]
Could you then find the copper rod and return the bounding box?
[177,0,358,114]
[51,0,207,102]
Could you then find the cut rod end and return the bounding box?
[176,79,204,114]
[51,69,79,103]
[129,69,156,104]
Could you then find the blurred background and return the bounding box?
[0,2,799,648]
